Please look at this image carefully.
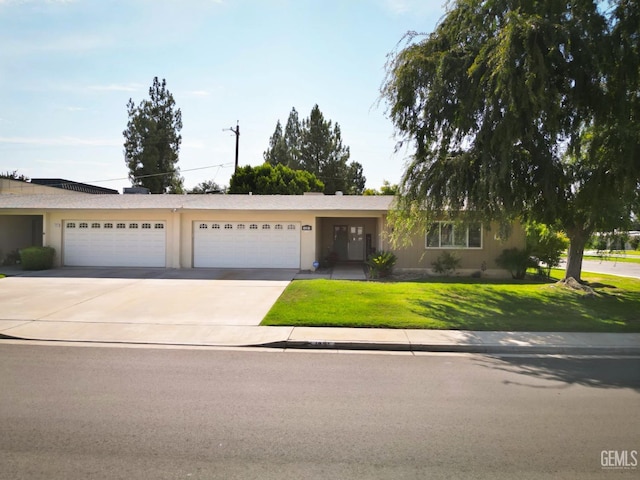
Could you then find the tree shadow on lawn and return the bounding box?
[408,283,640,332]
[474,355,640,392]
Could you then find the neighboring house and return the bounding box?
[0,178,116,261]
[0,178,90,195]
[30,178,119,195]
[0,193,525,276]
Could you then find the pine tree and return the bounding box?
[264,105,365,194]
[123,77,184,193]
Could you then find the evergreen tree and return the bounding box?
[283,107,302,169]
[123,77,184,193]
[347,161,366,195]
[263,121,289,166]
[263,105,366,194]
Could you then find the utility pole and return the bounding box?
[224,121,240,172]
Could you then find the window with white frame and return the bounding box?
[426,222,482,249]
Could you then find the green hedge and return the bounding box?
[20,246,55,270]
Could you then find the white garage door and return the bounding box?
[64,220,166,267]
[193,221,300,268]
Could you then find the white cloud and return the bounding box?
[182,139,206,149]
[86,83,143,93]
[1,34,114,56]
[385,0,409,14]
[184,90,212,97]
[382,0,445,17]
[0,136,120,147]
[0,0,76,5]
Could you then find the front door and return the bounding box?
[348,226,364,260]
[333,225,349,261]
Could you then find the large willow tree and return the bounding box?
[382,0,639,280]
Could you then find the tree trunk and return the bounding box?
[565,231,588,282]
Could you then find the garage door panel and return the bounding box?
[64,220,166,267]
[194,221,300,268]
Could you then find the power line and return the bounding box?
[88,162,234,184]
[1,163,235,192]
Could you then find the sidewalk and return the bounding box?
[1,321,638,355]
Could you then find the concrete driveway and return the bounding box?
[0,268,296,327]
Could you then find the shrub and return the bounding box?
[525,222,569,278]
[2,249,21,266]
[431,251,460,276]
[495,248,536,279]
[20,246,55,270]
[366,250,397,278]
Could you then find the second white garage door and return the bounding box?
[193,221,300,268]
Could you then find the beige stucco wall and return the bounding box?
[2,205,524,275]
[385,220,526,276]
[34,208,322,269]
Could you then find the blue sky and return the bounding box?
[0,0,446,193]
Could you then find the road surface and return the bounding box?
[1,343,638,479]
[574,259,640,279]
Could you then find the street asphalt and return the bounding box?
[2,344,639,480]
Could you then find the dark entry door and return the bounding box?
[333,225,348,261]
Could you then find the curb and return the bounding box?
[3,334,639,356]
[260,340,640,355]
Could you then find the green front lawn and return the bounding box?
[262,272,640,332]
